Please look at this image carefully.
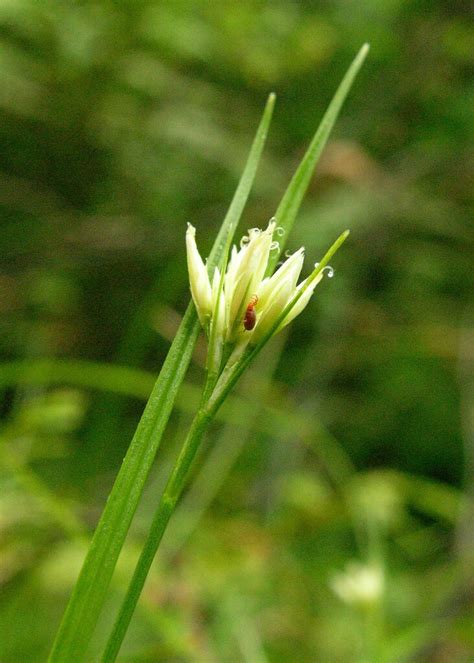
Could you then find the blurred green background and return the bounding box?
[0,1,473,661]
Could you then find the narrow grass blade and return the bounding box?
[0,359,351,462]
[209,93,275,267]
[206,92,276,384]
[266,43,369,274]
[48,93,275,663]
[0,358,156,399]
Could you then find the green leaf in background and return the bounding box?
[48,93,275,663]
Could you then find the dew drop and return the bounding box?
[313,262,334,278]
[323,265,335,278]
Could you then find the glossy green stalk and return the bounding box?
[101,402,213,662]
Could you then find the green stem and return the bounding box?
[48,305,200,663]
[101,403,213,662]
[100,340,266,661]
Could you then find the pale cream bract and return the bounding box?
[186,223,213,326]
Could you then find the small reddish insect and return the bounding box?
[244,294,258,331]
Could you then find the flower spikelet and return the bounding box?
[186,220,334,347]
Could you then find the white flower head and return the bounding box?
[186,219,335,346]
[224,219,276,341]
[330,562,384,608]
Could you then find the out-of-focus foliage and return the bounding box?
[0,1,472,661]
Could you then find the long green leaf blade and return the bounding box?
[267,43,369,274]
[208,93,275,267]
[48,93,275,663]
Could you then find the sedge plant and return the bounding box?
[48,44,369,662]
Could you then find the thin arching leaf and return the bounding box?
[48,93,276,663]
[266,43,369,275]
